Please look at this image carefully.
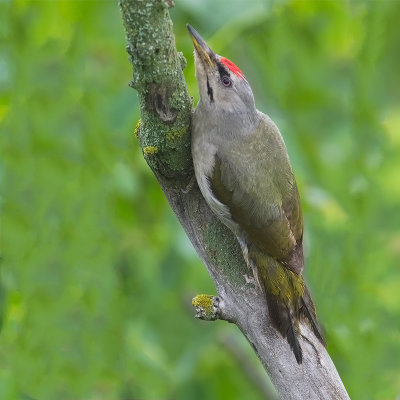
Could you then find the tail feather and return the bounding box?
[248,247,325,363]
[300,285,326,346]
[286,309,302,364]
[265,289,303,363]
[263,270,325,364]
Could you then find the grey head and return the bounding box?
[187,24,259,133]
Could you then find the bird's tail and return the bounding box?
[300,284,326,346]
[250,251,325,364]
[265,288,304,363]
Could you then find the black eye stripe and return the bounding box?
[217,63,230,78]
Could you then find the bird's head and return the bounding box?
[187,24,257,123]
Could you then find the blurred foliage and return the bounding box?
[0,0,399,399]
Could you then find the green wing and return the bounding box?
[209,117,304,274]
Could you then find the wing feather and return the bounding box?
[209,116,304,273]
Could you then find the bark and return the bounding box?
[119,1,350,399]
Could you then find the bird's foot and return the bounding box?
[181,174,196,194]
[244,271,263,292]
[243,273,256,285]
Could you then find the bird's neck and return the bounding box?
[196,100,259,139]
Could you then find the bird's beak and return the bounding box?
[187,24,216,69]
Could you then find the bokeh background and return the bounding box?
[1,0,400,399]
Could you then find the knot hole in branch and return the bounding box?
[148,84,178,124]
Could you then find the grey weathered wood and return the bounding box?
[119,1,350,399]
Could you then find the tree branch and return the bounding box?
[119,1,350,399]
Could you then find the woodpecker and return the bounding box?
[187,24,325,363]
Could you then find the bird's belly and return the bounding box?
[192,132,240,235]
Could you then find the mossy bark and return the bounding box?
[119,1,350,399]
[120,0,192,178]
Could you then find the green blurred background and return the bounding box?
[1,0,400,399]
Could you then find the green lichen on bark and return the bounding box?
[192,294,217,320]
[133,119,141,138]
[119,0,193,179]
[143,145,159,155]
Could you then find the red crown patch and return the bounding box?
[220,57,244,79]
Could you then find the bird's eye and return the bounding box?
[221,76,232,87]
